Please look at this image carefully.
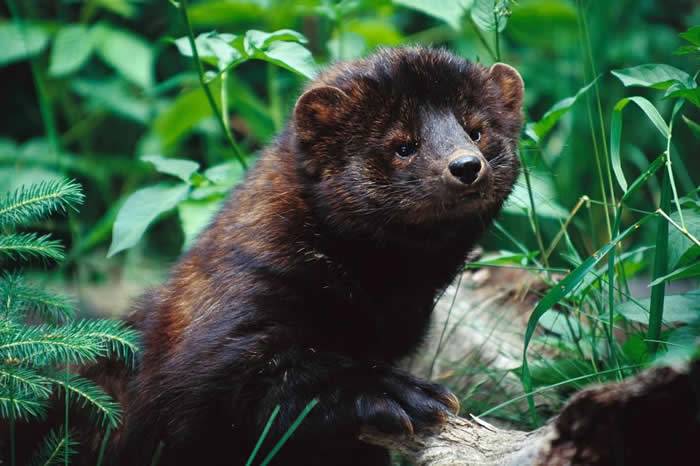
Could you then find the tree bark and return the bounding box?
[361,362,700,465]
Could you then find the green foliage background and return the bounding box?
[1,0,700,442]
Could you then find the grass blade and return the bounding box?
[521,214,653,422]
[259,399,319,466]
[245,405,280,466]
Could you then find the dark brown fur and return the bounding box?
[13,47,524,465]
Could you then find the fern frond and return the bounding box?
[0,324,105,367]
[0,179,84,227]
[60,319,140,365]
[0,387,47,421]
[30,426,78,466]
[0,366,52,398]
[0,272,75,323]
[0,233,64,262]
[44,372,122,428]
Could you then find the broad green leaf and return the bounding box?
[0,22,49,67]
[471,0,509,32]
[683,115,700,138]
[618,290,700,325]
[611,64,695,90]
[328,32,367,61]
[507,0,577,49]
[529,359,597,389]
[93,24,154,89]
[141,155,200,183]
[393,0,473,30]
[178,198,223,250]
[244,29,307,54]
[648,262,700,286]
[71,78,151,124]
[94,0,138,18]
[204,160,246,187]
[49,25,94,76]
[680,26,700,46]
[668,208,700,268]
[188,0,266,28]
[609,96,670,193]
[520,215,653,413]
[655,319,700,366]
[259,41,317,79]
[503,173,568,219]
[174,32,244,71]
[674,45,700,56]
[525,77,598,142]
[107,183,190,257]
[153,86,214,147]
[666,87,700,107]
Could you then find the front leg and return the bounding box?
[248,349,459,465]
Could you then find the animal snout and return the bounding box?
[447,154,489,186]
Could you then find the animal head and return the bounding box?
[293,47,523,236]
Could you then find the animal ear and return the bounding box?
[294,86,350,142]
[489,63,524,112]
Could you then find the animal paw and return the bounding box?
[355,369,459,435]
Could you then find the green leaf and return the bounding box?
[107,183,190,257]
[203,160,246,187]
[507,0,578,49]
[152,86,214,147]
[71,78,151,124]
[393,0,473,30]
[174,32,244,71]
[620,154,665,204]
[529,359,597,389]
[0,22,49,67]
[244,29,307,53]
[648,261,700,286]
[258,41,317,79]
[525,77,598,142]
[471,0,509,32]
[618,290,700,325]
[141,155,200,183]
[666,87,700,107]
[683,115,700,138]
[49,25,94,77]
[609,96,670,193]
[94,0,138,18]
[668,208,700,268]
[93,23,154,89]
[679,25,700,46]
[611,64,695,90]
[178,199,223,250]
[673,45,700,56]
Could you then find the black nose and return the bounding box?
[448,156,483,185]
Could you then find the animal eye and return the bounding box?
[395,142,417,158]
[469,129,482,143]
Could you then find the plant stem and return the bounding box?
[519,149,549,268]
[576,0,612,240]
[647,175,670,355]
[493,7,501,61]
[176,0,247,169]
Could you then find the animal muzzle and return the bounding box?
[444,150,491,189]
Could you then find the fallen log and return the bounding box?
[361,362,700,465]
